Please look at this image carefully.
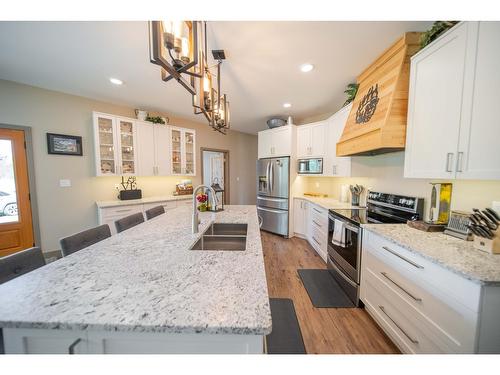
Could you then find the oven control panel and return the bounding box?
[367,191,422,213]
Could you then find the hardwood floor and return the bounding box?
[262,231,400,354]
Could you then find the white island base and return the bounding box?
[3,328,264,354]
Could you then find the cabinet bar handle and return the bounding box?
[456,152,464,173]
[313,220,322,228]
[381,246,424,269]
[379,306,419,345]
[68,338,82,354]
[312,236,321,245]
[446,152,454,172]
[115,209,132,213]
[380,272,422,302]
[313,208,322,214]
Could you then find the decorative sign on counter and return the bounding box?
[116,176,142,200]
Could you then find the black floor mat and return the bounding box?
[298,269,355,308]
[266,298,306,354]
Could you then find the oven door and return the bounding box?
[327,214,362,283]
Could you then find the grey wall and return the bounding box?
[0,79,257,252]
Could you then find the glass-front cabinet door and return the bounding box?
[184,130,195,175]
[170,127,196,176]
[118,119,136,175]
[170,128,183,174]
[95,114,117,175]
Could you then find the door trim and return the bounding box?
[200,148,230,205]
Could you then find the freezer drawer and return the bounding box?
[257,196,289,210]
[257,206,289,236]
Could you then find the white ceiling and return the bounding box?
[0,21,432,134]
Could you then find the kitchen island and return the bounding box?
[0,205,272,354]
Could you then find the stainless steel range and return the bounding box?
[327,191,424,306]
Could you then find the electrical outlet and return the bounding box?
[59,179,71,188]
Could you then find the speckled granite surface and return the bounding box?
[96,194,192,208]
[0,205,272,335]
[362,224,500,285]
[294,196,364,210]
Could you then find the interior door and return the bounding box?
[0,128,34,257]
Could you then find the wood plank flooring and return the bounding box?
[262,231,399,354]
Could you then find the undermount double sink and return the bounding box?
[190,223,248,251]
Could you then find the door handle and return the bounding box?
[68,338,82,354]
[456,152,464,173]
[446,152,454,172]
[379,306,419,345]
[380,272,422,302]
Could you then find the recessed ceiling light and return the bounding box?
[283,103,292,108]
[109,78,123,85]
[300,63,314,73]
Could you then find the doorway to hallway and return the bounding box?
[201,148,229,205]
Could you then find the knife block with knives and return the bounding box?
[468,208,500,254]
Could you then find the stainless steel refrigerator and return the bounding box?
[256,157,290,236]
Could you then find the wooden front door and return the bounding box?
[0,128,34,257]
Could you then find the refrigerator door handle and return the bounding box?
[270,161,274,194]
[257,206,287,214]
[266,161,271,194]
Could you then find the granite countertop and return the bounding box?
[294,196,364,210]
[0,205,272,335]
[96,194,192,208]
[362,224,500,285]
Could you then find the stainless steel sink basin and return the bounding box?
[205,223,248,236]
[190,235,247,251]
[189,223,248,251]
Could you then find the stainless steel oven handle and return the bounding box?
[381,246,424,269]
[257,207,287,214]
[379,305,419,345]
[328,215,359,233]
[380,272,422,302]
[328,257,357,288]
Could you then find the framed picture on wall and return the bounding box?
[46,133,83,156]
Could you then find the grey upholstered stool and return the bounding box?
[145,205,165,220]
[60,224,111,257]
[0,247,46,285]
[115,212,145,233]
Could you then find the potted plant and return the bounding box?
[196,193,208,212]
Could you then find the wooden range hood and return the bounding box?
[336,32,421,156]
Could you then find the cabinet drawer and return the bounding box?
[310,206,328,234]
[100,205,143,219]
[310,225,327,262]
[362,252,477,353]
[363,231,481,312]
[362,277,447,354]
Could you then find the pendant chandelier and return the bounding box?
[149,20,204,95]
[149,20,230,134]
[191,24,231,134]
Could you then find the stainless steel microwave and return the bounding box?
[297,158,323,174]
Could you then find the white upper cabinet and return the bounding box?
[93,112,195,177]
[325,104,352,177]
[258,126,294,159]
[457,22,500,180]
[170,126,196,176]
[296,121,326,158]
[405,22,500,180]
[136,122,171,176]
[93,112,138,176]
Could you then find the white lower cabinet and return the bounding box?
[293,198,328,262]
[361,230,500,353]
[97,198,191,235]
[3,328,263,354]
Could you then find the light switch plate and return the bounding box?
[59,179,71,187]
